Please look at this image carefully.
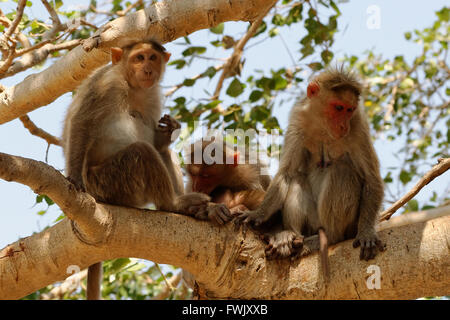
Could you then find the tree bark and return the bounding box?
[0,204,448,300]
[0,0,277,125]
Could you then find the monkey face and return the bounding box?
[127,43,170,89]
[308,83,358,140]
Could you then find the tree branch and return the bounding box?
[0,152,107,243]
[380,157,450,221]
[19,114,61,146]
[4,0,26,39]
[0,0,278,124]
[0,196,448,299]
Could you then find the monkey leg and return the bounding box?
[86,142,208,212]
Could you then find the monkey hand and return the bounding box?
[175,192,211,215]
[66,175,86,192]
[261,230,304,260]
[352,230,386,261]
[193,203,232,226]
[233,209,265,229]
[154,114,181,150]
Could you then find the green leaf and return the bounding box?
[321,50,334,65]
[272,14,285,26]
[182,46,206,57]
[167,59,186,69]
[210,23,224,34]
[249,90,263,102]
[44,195,54,206]
[226,78,246,97]
[36,194,44,203]
[183,79,196,86]
[204,66,217,78]
[399,170,412,184]
[404,32,412,40]
[406,199,419,212]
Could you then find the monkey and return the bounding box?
[237,67,385,274]
[185,139,272,225]
[182,138,273,292]
[62,40,210,299]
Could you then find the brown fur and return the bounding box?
[238,67,385,270]
[62,40,209,300]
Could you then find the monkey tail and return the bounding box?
[318,227,330,281]
[87,262,103,300]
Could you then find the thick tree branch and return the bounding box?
[0,197,448,300]
[0,0,278,125]
[0,152,107,242]
[380,157,450,221]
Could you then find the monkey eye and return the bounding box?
[136,54,144,61]
[335,105,344,111]
[347,107,354,112]
[150,54,157,61]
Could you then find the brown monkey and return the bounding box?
[62,40,209,299]
[185,139,271,225]
[237,67,385,268]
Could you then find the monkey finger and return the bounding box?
[292,237,304,249]
[353,239,361,248]
[260,234,271,244]
[376,240,386,252]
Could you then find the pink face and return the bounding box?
[323,99,356,139]
[188,164,223,195]
[307,82,357,140]
[111,43,171,89]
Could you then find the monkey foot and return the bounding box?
[261,230,304,260]
[353,233,386,261]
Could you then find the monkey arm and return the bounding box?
[227,190,266,211]
[159,149,184,196]
[65,121,93,190]
[238,172,291,226]
[353,145,385,260]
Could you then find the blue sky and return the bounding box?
[0,0,449,249]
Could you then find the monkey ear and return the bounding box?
[111,47,123,65]
[163,52,171,62]
[307,82,320,98]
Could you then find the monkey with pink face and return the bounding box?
[237,67,385,270]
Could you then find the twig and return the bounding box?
[0,39,80,79]
[383,83,397,121]
[164,64,225,97]
[379,158,450,221]
[117,0,144,16]
[41,0,62,27]
[212,5,273,100]
[152,272,182,300]
[154,263,175,293]
[19,114,61,146]
[0,41,17,74]
[40,269,88,300]
[14,32,66,58]
[5,0,27,38]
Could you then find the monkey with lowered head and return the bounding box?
[237,67,385,272]
[62,40,211,299]
[185,139,272,225]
